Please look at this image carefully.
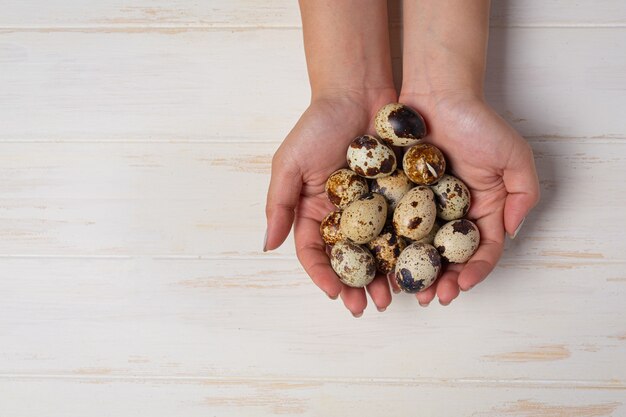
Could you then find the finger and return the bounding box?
[265,153,302,251]
[366,274,392,312]
[388,272,401,294]
[415,283,437,307]
[294,216,343,299]
[340,286,367,317]
[457,210,505,291]
[436,267,461,306]
[502,142,541,238]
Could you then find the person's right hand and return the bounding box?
[265,90,397,316]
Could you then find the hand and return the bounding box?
[265,90,398,316]
[399,92,540,306]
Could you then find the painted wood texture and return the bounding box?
[1,28,625,142]
[1,0,626,416]
[1,258,625,381]
[1,0,625,28]
[0,141,625,261]
[0,379,624,417]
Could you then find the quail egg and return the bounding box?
[393,186,436,241]
[416,220,441,245]
[434,219,480,263]
[370,169,414,212]
[394,242,442,293]
[374,103,427,147]
[430,174,471,221]
[340,193,387,244]
[366,223,407,274]
[325,168,369,209]
[320,210,345,246]
[329,240,376,288]
[403,143,446,185]
[347,135,396,179]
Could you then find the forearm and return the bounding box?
[299,0,395,102]
[401,0,490,98]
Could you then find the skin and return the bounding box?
[400,0,540,306]
[265,0,397,316]
[265,0,540,315]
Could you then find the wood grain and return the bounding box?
[1,141,625,260]
[0,376,623,417]
[1,257,625,383]
[2,1,626,414]
[1,28,625,142]
[1,0,624,29]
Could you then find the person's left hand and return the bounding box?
[399,92,541,306]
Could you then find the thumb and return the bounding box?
[502,143,541,239]
[265,153,302,251]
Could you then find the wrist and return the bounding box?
[400,0,490,103]
[312,85,397,110]
[401,47,485,102]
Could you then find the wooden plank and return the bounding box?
[1,0,624,28]
[0,28,625,142]
[0,377,623,417]
[0,257,625,382]
[0,141,625,260]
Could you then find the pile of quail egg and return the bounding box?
[320,103,480,293]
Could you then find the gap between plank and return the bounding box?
[0,23,625,33]
[0,373,624,390]
[0,254,625,266]
[0,136,624,145]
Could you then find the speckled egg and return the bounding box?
[416,220,441,245]
[346,135,396,179]
[340,193,387,244]
[393,186,436,241]
[394,242,441,293]
[370,169,414,212]
[325,169,369,209]
[374,103,427,147]
[320,211,345,246]
[434,219,480,263]
[430,174,471,221]
[366,223,407,274]
[329,240,376,288]
[403,143,446,185]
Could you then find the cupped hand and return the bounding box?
[399,92,540,306]
[265,90,397,316]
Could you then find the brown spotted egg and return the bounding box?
[346,135,396,179]
[374,103,427,147]
[434,219,480,263]
[320,211,344,246]
[430,174,471,221]
[403,143,446,185]
[366,223,407,274]
[340,193,387,244]
[370,169,414,212]
[325,169,369,209]
[393,186,436,241]
[416,220,441,245]
[394,242,441,293]
[329,240,376,287]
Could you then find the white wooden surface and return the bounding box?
[1,1,625,416]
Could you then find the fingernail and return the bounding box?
[352,311,363,318]
[263,229,268,252]
[510,217,526,239]
[377,306,387,312]
[327,292,338,300]
[461,285,473,292]
[439,300,450,306]
[392,288,401,294]
[418,301,429,307]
